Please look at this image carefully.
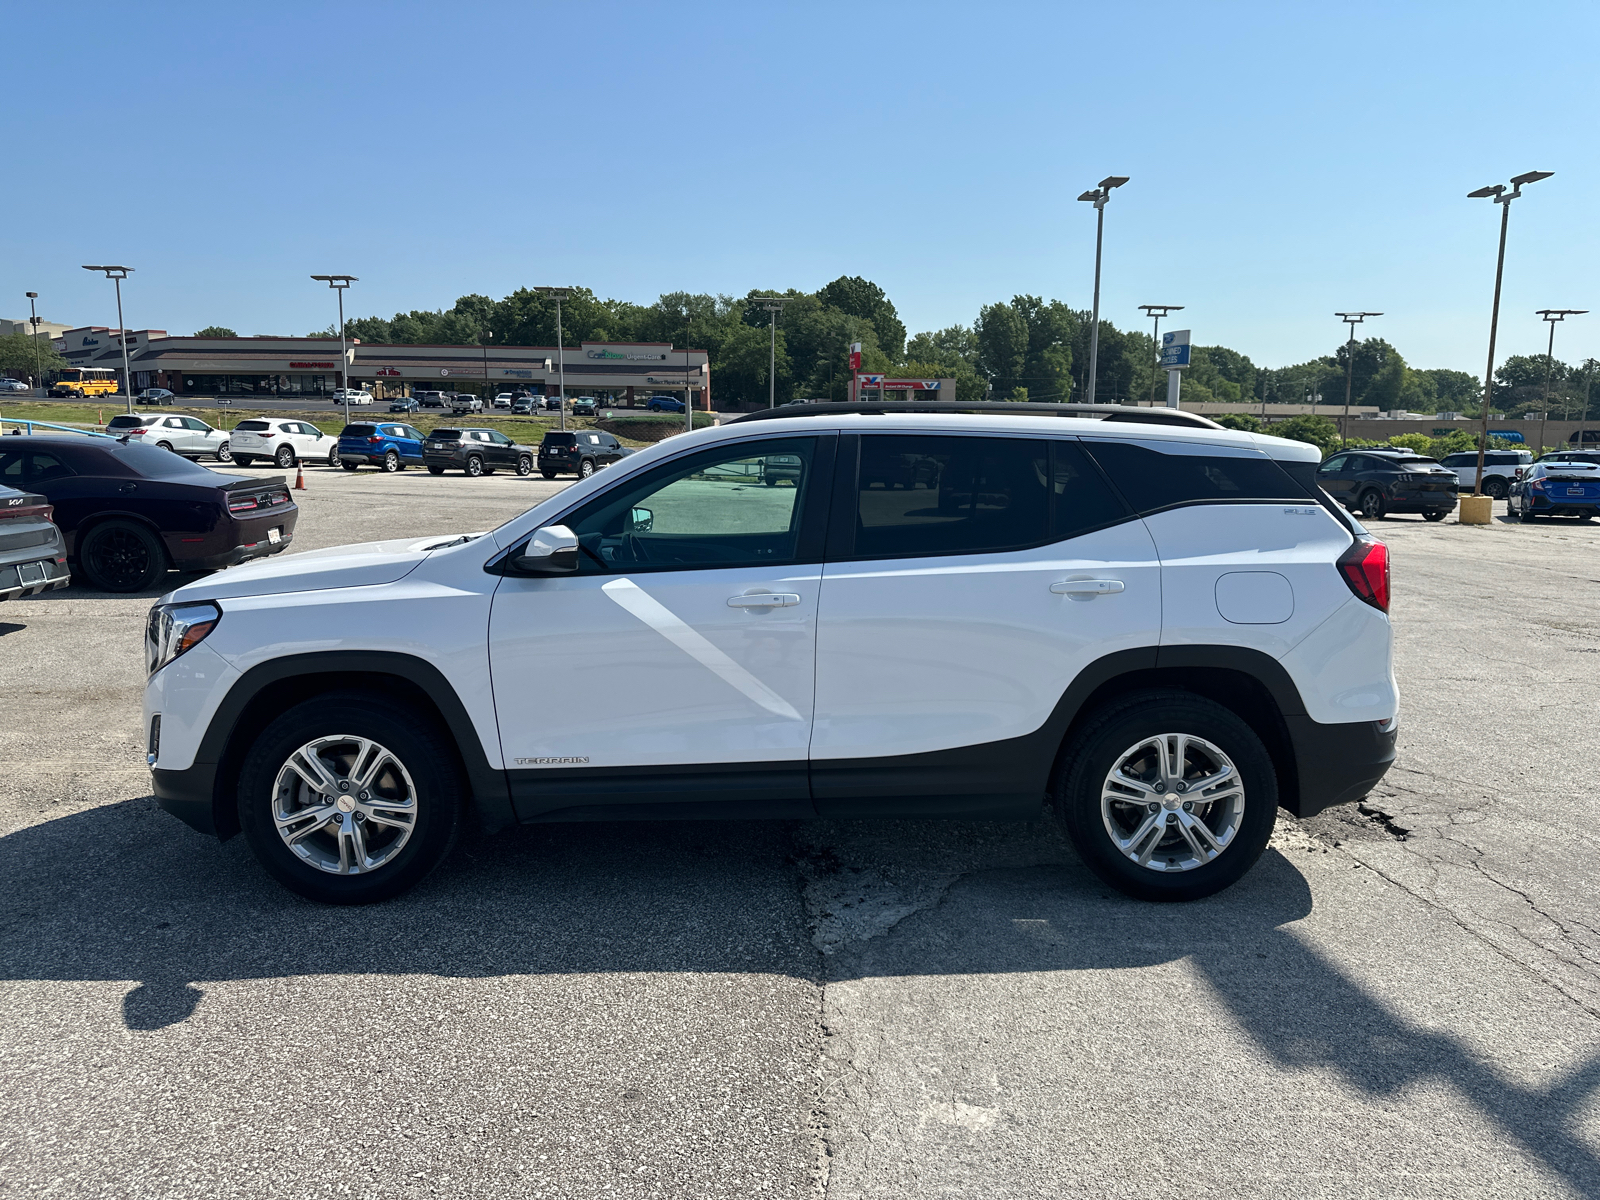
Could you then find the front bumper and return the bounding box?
[1284,715,1397,817]
[152,763,220,835]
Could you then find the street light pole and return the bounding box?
[482,328,493,403]
[536,288,571,432]
[81,266,136,414]
[1334,312,1382,447]
[1138,304,1183,407]
[1468,171,1553,495]
[310,275,357,425]
[1077,175,1129,404]
[25,292,42,394]
[1535,309,1585,457]
[753,297,791,409]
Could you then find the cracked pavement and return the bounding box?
[3,474,1599,1198]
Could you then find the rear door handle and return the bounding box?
[1051,579,1125,595]
[728,593,801,608]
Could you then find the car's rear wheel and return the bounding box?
[466,455,484,477]
[157,441,176,453]
[428,465,445,476]
[517,455,532,476]
[234,454,255,467]
[382,450,401,473]
[342,460,360,472]
[1357,490,1387,520]
[1054,690,1277,902]
[78,519,167,593]
[1485,477,1509,500]
[215,442,233,463]
[275,444,295,469]
[579,459,595,479]
[237,692,462,904]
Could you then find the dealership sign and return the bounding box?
[587,349,667,361]
[1159,330,1192,369]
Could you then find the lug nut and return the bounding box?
[1166,814,1178,825]
[1175,782,1187,793]
[1147,803,1160,814]
[358,791,369,801]
[1183,801,1193,812]
[338,781,350,792]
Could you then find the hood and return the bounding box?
[164,534,479,603]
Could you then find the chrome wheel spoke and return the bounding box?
[285,748,342,798]
[276,803,337,842]
[1100,731,1245,874]
[1176,811,1223,861]
[271,735,417,876]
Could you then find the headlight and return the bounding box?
[146,601,221,675]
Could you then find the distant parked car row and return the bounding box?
[0,378,31,394]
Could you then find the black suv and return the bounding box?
[413,391,448,409]
[537,430,631,479]
[422,428,534,477]
[1316,449,1459,520]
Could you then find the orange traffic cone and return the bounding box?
[294,464,306,490]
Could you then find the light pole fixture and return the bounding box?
[1138,304,1183,406]
[1535,309,1586,455]
[481,328,493,401]
[1334,311,1382,446]
[310,275,358,423]
[753,297,791,409]
[1466,170,1553,495]
[81,266,137,414]
[25,292,42,393]
[535,287,571,431]
[1077,175,1129,404]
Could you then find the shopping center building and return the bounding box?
[59,330,712,407]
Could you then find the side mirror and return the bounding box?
[627,507,653,533]
[510,524,579,574]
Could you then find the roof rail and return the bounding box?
[728,401,1223,430]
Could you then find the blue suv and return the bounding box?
[338,422,426,472]
[645,395,685,413]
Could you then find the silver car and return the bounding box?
[0,484,70,600]
[106,413,233,462]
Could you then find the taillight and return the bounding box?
[1337,537,1389,613]
[1531,479,1546,492]
[229,496,258,513]
[127,428,146,436]
[368,436,382,444]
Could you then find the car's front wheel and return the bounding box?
[517,455,532,476]
[237,692,462,904]
[327,446,341,468]
[78,519,168,593]
[1054,690,1277,902]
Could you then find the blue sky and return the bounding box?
[6,1,1598,372]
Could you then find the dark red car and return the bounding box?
[0,435,298,592]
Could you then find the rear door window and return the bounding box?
[1082,440,1310,515]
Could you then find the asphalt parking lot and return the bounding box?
[3,468,1600,1199]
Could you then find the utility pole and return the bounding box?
[1076,175,1129,404]
[1467,171,1553,495]
[1535,309,1585,457]
[310,275,357,423]
[1139,304,1183,406]
[81,266,136,414]
[25,292,42,393]
[1335,312,1382,447]
[536,288,571,432]
[482,328,493,403]
[753,297,791,409]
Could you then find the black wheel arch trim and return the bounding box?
[161,650,512,841]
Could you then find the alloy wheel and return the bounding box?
[84,526,154,591]
[1099,733,1246,872]
[271,735,418,876]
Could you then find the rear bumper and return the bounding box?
[179,533,293,571]
[0,554,70,600]
[1387,489,1458,512]
[1284,715,1397,817]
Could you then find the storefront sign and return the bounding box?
[374,367,402,376]
[501,369,535,377]
[290,361,338,369]
[881,379,941,390]
[587,349,667,361]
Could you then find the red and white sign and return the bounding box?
[289,361,337,369]
[848,342,862,372]
[881,379,942,390]
[375,367,401,377]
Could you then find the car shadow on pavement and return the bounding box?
[2,799,1598,1196]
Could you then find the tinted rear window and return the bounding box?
[235,420,271,431]
[341,425,377,437]
[1083,441,1310,513]
[543,433,576,446]
[106,415,147,429]
[431,429,462,440]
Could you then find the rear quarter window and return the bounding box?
[1082,441,1310,514]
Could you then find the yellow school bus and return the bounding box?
[48,367,121,397]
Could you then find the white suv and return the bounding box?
[142,406,1398,904]
[230,419,342,469]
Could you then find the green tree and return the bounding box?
[1213,413,1263,432]
[193,325,237,338]
[816,276,905,359]
[1273,415,1341,455]
[0,332,67,377]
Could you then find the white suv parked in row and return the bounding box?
[143,405,1398,904]
[229,419,343,469]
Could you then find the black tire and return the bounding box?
[1054,690,1278,902]
[382,450,401,473]
[327,446,342,469]
[275,444,295,469]
[216,442,233,464]
[78,519,167,593]
[342,460,360,472]
[1424,510,1446,522]
[541,470,558,480]
[157,441,176,453]
[465,455,484,477]
[233,455,255,467]
[236,692,462,904]
[1520,508,1537,523]
[1357,490,1387,520]
[1484,477,1508,500]
[427,465,445,475]
[578,459,595,479]
[517,455,532,477]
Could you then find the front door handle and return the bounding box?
[728,593,801,608]
[1050,579,1125,596]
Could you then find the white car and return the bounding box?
[493,393,515,409]
[332,388,373,406]
[143,406,1398,905]
[1437,449,1531,499]
[0,378,31,393]
[229,419,342,469]
[105,412,233,462]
